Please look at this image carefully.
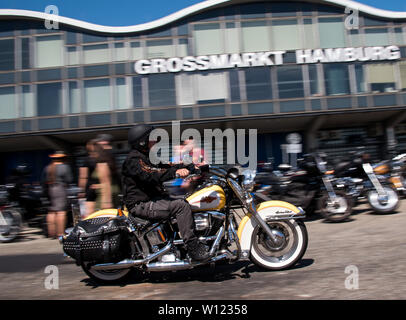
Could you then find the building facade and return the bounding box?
[0,0,406,182]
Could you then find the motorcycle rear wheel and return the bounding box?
[250,219,308,270]
[81,263,133,284]
[319,190,353,223]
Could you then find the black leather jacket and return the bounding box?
[121,149,192,210]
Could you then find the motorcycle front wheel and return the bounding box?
[319,190,353,223]
[0,208,22,243]
[250,219,308,270]
[368,187,399,214]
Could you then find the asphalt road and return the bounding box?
[1,200,406,300]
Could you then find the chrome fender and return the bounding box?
[85,208,128,220]
[237,201,304,253]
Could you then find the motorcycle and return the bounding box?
[60,165,308,284]
[373,153,406,197]
[333,153,399,214]
[254,154,353,223]
[0,184,23,243]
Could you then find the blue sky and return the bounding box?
[0,0,405,26]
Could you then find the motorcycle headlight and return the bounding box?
[241,169,257,192]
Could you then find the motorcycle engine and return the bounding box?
[193,211,225,237]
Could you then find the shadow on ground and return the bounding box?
[81,258,315,288]
[0,253,74,273]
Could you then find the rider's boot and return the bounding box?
[186,238,211,262]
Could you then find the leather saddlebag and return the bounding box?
[63,217,129,265]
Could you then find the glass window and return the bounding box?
[277,66,304,98]
[35,35,63,68]
[271,20,301,50]
[21,38,30,69]
[22,85,35,117]
[366,63,396,93]
[225,23,240,53]
[69,82,80,113]
[130,42,143,60]
[308,64,321,95]
[349,30,362,47]
[244,67,272,101]
[82,34,108,43]
[67,47,79,65]
[146,39,174,59]
[0,87,16,119]
[241,21,270,52]
[394,28,405,45]
[355,64,366,93]
[229,69,240,102]
[83,44,110,64]
[178,39,189,57]
[323,63,350,95]
[194,23,223,55]
[303,19,317,49]
[114,42,128,61]
[66,31,77,45]
[149,74,176,107]
[363,17,388,27]
[37,82,62,116]
[196,72,228,104]
[176,73,194,106]
[84,78,111,112]
[115,78,128,110]
[364,28,390,46]
[318,18,346,48]
[400,61,406,90]
[0,39,14,71]
[132,76,142,108]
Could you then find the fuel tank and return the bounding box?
[186,185,226,212]
[374,164,389,175]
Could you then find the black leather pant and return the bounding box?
[130,198,196,244]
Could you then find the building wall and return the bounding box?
[0,1,405,137]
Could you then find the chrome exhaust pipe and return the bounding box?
[146,253,230,272]
[91,242,173,271]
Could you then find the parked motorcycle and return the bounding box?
[254,154,353,223]
[60,165,308,284]
[0,184,23,243]
[333,153,399,214]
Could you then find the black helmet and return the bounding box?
[128,123,154,150]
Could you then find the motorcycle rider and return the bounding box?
[121,124,210,262]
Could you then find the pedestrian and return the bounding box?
[78,139,98,217]
[95,133,113,151]
[42,151,72,239]
[90,144,120,210]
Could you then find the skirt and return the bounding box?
[48,184,68,212]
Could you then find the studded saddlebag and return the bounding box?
[63,217,129,266]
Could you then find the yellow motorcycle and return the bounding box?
[61,165,308,284]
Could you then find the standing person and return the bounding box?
[42,151,72,239]
[95,133,113,151]
[78,139,98,217]
[90,144,120,210]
